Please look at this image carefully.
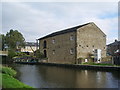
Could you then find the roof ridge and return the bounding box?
[38,22,91,40]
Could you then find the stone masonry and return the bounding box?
[38,22,106,64]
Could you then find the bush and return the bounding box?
[1,66,16,77]
[0,65,34,89]
[8,49,16,59]
[102,56,112,62]
[34,49,45,59]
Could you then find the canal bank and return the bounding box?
[15,62,120,71]
[1,65,33,89]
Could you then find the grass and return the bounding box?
[81,62,114,66]
[2,73,33,88]
[0,65,35,89]
[1,66,16,77]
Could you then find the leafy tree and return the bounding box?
[8,49,16,59]
[34,49,45,59]
[5,29,25,50]
[0,34,6,50]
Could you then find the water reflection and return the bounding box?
[11,64,119,88]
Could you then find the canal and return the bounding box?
[10,64,119,88]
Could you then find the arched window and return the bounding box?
[43,40,47,48]
[44,50,47,57]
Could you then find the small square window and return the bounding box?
[53,50,55,54]
[52,39,55,44]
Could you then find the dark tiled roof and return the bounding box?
[38,23,90,40]
[107,41,120,46]
[25,42,38,46]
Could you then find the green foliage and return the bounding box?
[34,49,45,59]
[102,56,112,62]
[0,34,5,50]
[77,58,83,64]
[2,73,33,88]
[0,66,34,89]
[87,53,94,59]
[1,66,16,77]
[8,49,16,59]
[82,62,114,66]
[5,29,25,50]
[16,52,28,57]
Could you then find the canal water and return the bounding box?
[10,64,119,88]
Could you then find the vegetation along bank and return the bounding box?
[0,65,35,89]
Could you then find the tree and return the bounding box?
[5,29,25,50]
[0,34,6,50]
[34,49,45,59]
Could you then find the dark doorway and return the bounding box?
[43,40,47,48]
[44,50,47,58]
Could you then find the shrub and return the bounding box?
[8,49,16,59]
[1,66,16,77]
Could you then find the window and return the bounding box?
[86,45,88,47]
[44,50,47,57]
[70,48,74,54]
[52,39,55,44]
[43,40,47,48]
[104,47,106,49]
[53,50,55,54]
[70,35,74,40]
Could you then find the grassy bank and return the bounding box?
[81,62,115,66]
[0,65,34,89]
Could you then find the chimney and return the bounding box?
[115,39,117,42]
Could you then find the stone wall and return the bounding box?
[39,22,106,64]
[76,23,106,62]
[39,31,76,64]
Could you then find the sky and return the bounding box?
[1,0,119,44]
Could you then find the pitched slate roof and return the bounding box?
[107,41,120,46]
[25,42,38,46]
[38,22,91,40]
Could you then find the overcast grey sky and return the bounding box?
[1,1,118,44]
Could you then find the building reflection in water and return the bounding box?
[12,64,119,88]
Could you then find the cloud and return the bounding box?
[2,2,118,44]
[1,0,119,2]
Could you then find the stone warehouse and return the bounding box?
[38,22,106,64]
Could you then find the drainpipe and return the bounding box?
[36,39,38,50]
